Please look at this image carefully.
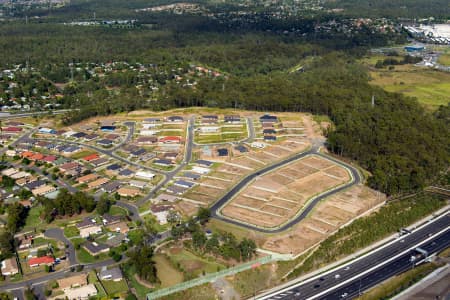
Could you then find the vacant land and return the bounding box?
[221,154,350,228]
[154,254,184,287]
[368,63,450,109]
[263,184,385,255]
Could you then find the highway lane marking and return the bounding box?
[257,212,449,299]
[306,226,450,300]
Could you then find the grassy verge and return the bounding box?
[358,262,439,300]
[227,264,275,298]
[101,278,128,295]
[63,226,80,238]
[109,205,128,216]
[158,283,217,300]
[166,248,225,278]
[23,205,44,230]
[288,193,446,279]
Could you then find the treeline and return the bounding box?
[375,55,422,68]
[38,188,96,222]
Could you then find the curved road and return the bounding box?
[210,145,362,233]
[44,228,77,266]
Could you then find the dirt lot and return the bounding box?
[262,184,385,255]
[221,155,351,228]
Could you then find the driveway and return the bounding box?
[44,228,77,266]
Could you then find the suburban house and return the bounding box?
[195,159,213,167]
[129,180,147,189]
[136,136,158,145]
[105,133,120,141]
[31,185,56,196]
[64,284,97,299]
[82,153,100,162]
[217,148,229,156]
[263,128,277,135]
[166,116,184,123]
[201,115,219,124]
[16,234,33,250]
[83,242,110,256]
[87,178,110,189]
[163,152,178,161]
[143,117,161,124]
[234,145,248,153]
[199,126,220,133]
[153,159,172,167]
[264,135,277,141]
[1,258,19,276]
[100,125,116,132]
[102,181,122,193]
[182,172,201,181]
[83,134,99,141]
[135,170,155,180]
[76,173,98,184]
[76,218,102,238]
[140,129,160,136]
[28,256,54,268]
[224,115,241,123]
[151,204,174,225]
[159,136,182,144]
[90,157,109,167]
[174,180,195,189]
[154,193,178,203]
[118,169,134,177]
[260,114,278,124]
[97,139,113,147]
[192,166,210,175]
[72,132,87,139]
[106,221,129,234]
[166,185,188,195]
[57,274,88,291]
[99,267,123,281]
[117,187,141,197]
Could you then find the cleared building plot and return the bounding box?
[262,184,385,255]
[220,155,351,228]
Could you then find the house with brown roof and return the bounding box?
[57,274,88,291]
[117,187,141,197]
[32,185,56,196]
[76,218,102,238]
[76,173,98,184]
[88,178,109,189]
[1,258,19,276]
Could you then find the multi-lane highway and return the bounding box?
[258,213,450,300]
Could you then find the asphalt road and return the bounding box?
[210,147,361,233]
[44,228,77,266]
[319,230,450,300]
[258,213,450,300]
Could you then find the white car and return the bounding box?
[341,293,348,298]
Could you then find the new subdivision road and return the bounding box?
[258,212,450,300]
[210,144,362,233]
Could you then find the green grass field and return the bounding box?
[154,254,184,287]
[167,248,225,278]
[101,279,128,295]
[23,206,44,230]
[70,150,97,160]
[369,65,450,110]
[438,53,450,66]
[109,205,128,216]
[63,226,80,238]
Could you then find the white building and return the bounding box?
[199,126,220,133]
[135,170,156,180]
[192,166,210,174]
[140,129,160,136]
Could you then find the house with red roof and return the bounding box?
[159,136,182,144]
[28,256,54,268]
[30,153,45,161]
[83,154,100,162]
[2,127,22,133]
[43,155,57,163]
[21,151,34,158]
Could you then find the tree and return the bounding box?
[96,195,111,215]
[0,232,14,258]
[205,233,220,254]
[171,225,184,241]
[192,229,207,252]
[167,210,180,225]
[129,245,157,283]
[196,207,211,225]
[239,238,257,261]
[6,203,27,233]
